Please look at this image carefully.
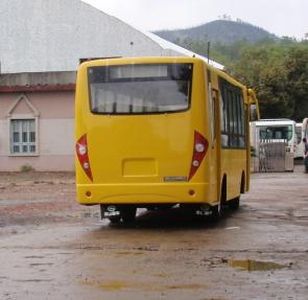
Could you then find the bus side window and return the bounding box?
[211,88,219,145]
[219,84,228,147]
[219,77,246,149]
[207,69,216,147]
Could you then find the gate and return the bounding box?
[251,139,294,173]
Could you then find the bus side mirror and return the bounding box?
[250,104,258,121]
[247,89,260,121]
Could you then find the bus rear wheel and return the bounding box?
[210,176,227,221]
[210,202,222,221]
[108,215,121,224]
[228,197,240,210]
[120,206,137,223]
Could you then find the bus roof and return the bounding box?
[80,56,246,92]
[252,119,296,126]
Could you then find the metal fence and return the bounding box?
[251,139,294,173]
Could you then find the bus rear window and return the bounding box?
[88,63,192,114]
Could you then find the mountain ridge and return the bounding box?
[154,20,278,45]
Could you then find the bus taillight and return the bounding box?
[188,131,209,181]
[76,134,93,181]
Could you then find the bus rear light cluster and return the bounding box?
[76,134,93,181]
[188,131,209,181]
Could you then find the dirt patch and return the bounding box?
[0,166,307,299]
[0,172,94,229]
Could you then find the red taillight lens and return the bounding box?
[76,134,93,181]
[188,131,209,181]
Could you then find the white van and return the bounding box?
[250,119,296,171]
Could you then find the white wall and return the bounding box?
[0,118,75,171]
[0,0,164,74]
[39,119,74,155]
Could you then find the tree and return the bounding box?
[227,42,308,120]
[173,35,308,121]
[285,46,308,121]
[228,45,292,118]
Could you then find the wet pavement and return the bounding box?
[0,167,308,299]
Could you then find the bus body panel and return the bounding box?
[221,149,247,199]
[75,56,254,209]
[85,112,194,184]
[77,182,213,205]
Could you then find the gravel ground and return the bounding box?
[0,166,307,300]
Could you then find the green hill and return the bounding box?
[154,20,278,45]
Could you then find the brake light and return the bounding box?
[188,131,209,181]
[76,134,93,181]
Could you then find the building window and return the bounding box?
[10,119,37,154]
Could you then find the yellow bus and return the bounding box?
[75,56,259,223]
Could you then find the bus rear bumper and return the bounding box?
[76,182,213,205]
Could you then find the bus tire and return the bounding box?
[108,215,121,224]
[228,197,240,210]
[120,206,137,223]
[210,176,227,221]
[210,204,221,221]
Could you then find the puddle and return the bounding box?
[29,263,54,267]
[81,279,207,291]
[228,259,285,271]
[166,283,206,290]
[115,251,144,256]
[98,280,129,291]
[82,279,130,291]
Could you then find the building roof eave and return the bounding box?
[0,71,76,92]
[0,84,76,93]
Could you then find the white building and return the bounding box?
[0,0,222,171]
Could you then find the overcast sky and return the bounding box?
[83,0,307,39]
